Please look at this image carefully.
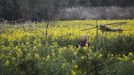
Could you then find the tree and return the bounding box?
[0,0,22,20]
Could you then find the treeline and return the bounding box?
[58,7,134,20]
[0,0,134,21]
[65,0,134,7]
[0,0,60,21]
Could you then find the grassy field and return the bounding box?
[0,20,134,75]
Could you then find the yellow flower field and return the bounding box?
[0,20,134,75]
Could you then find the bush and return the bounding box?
[103,35,134,55]
[77,49,105,75]
[100,61,134,75]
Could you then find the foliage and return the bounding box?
[0,20,134,75]
[103,35,134,54]
[0,0,134,20]
[100,55,134,75]
[0,0,60,21]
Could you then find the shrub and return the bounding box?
[100,61,134,75]
[77,50,105,75]
[104,35,134,55]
